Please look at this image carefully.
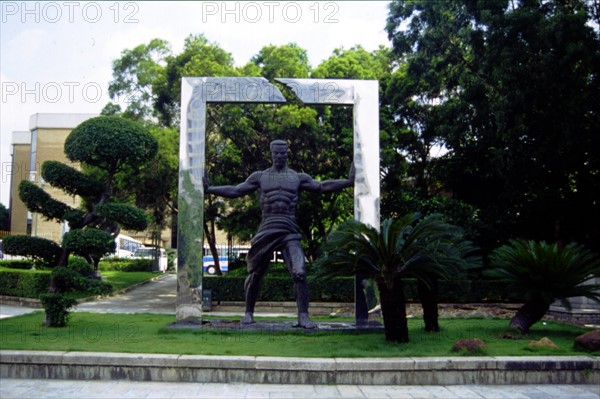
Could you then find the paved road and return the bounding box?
[1,379,599,399]
[1,274,599,399]
[74,273,177,314]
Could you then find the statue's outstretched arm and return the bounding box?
[205,171,260,198]
[301,163,354,193]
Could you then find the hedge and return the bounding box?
[0,260,36,270]
[0,270,51,299]
[203,276,524,303]
[98,258,153,272]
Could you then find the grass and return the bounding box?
[100,271,162,293]
[1,312,597,357]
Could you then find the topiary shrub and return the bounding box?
[40,293,78,327]
[0,260,36,270]
[0,270,51,298]
[98,258,153,272]
[2,235,61,267]
[63,228,116,269]
[68,256,95,278]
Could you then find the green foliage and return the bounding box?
[251,43,311,79]
[0,260,35,270]
[39,293,78,327]
[94,203,148,231]
[98,258,153,272]
[65,116,158,174]
[0,203,9,230]
[50,266,88,293]
[41,161,104,200]
[487,240,600,309]
[62,229,116,261]
[312,45,391,80]
[0,270,51,298]
[2,235,61,266]
[67,256,95,278]
[18,180,73,223]
[108,38,172,121]
[50,266,112,296]
[203,275,354,302]
[317,213,479,289]
[153,34,237,127]
[385,0,600,251]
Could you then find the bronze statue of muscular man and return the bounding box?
[204,139,354,328]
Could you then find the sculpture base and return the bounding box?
[176,304,203,322]
[166,319,383,332]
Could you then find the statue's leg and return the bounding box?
[283,241,317,329]
[242,259,267,325]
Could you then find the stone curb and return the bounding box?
[1,350,598,385]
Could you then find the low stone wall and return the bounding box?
[1,350,598,385]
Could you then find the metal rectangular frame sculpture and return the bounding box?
[178,77,379,322]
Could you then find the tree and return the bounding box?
[251,43,311,80]
[107,38,171,122]
[385,0,600,252]
[487,239,600,334]
[22,116,156,270]
[5,116,156,325]
[106,34,239,274]
[317,213,478,342]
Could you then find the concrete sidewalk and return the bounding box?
[2,379,599,399]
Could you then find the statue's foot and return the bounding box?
[295,312,317,329]
[241,312,255,325]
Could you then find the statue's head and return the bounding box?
[270,139,288,168]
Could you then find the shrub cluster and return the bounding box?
[0,258,113,298]
[52,266,112,296]
[204,275,523,303]
[0,270,51,298]
[204,276,355,302]
[0,260,37,270]
[99,258,153,272]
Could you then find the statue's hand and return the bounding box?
[203,173,210,193]
[349,163,356,183]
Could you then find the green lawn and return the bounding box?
[100,271,162,293]
[1,312,596,357]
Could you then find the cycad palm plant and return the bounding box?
[487,240,600,334]
[316,213,478,342]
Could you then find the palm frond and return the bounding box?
[487,239,600,304]
[315,213,480,289]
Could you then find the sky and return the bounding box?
[0,1,391,208]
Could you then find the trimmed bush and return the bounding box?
[203,276,355,302]
[0,270,51,298]
[2,235,61,266]
[99,258,153,272]
[203,275,523,304]
[40,293,77,327]
[63,228,116,260]
[0,260,36,270]
[51,266,112,295]
[68,256,95,277]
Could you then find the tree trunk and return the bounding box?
[376,277,409,343]
[417,279,440,332]
[203,221,222,275]
[508,298,550,334]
